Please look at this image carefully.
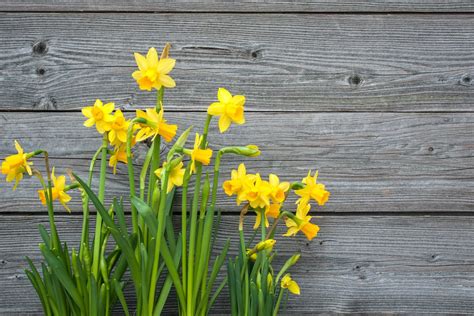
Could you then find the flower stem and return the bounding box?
[91,135,108,280]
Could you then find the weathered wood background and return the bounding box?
[1,1,473,314]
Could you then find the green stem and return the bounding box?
[186,115,212,315]
[148,88,164,206]
[261,209,266,242]
[148,168,169,314]
[273,288,285,316]
[91,135,108,280]
[80,146,103,259]
[181,167,191,299]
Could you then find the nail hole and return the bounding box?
[348,74,362,86]
[251,51,258,58]
[462,75,471,84]
[36,67,46,76]
[428,146,434,152]
[32,40,48,56]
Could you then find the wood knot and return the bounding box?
[460,74,472,86]
[32,40,48,56]
[348,74,362,87]
[33,96,57,110]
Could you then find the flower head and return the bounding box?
[188,133,213,173]
[268,173,290,203]
[109,110,130,145]
[245,173,272,209]
[132,46,176,91]
[135,108,177,142]
[281,274,300,295]
[223,163,255,205]
[109,145,128,174]
[295,170,330,206]
[207,88,245,133]
[283,202,319,241]
[82,99,115,134]
[253,203,281,229]
[38,168,72,212]
[1,140,33,190]
[155,161,185,193]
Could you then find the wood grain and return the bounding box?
[1,214,474,314]
[1,0,474,13]
[1,13,473,112]
[0,111,472,214]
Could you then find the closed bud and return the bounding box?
[220,145,261,157]
[256,239,276,252]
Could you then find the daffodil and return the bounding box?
[1,140,33,190]
[223,163,255,205]
[268,174,290,203]
[207,88,245,133]
[108,110,130,145]
[247,239,276,260]
[38,168,72,212]
[155,161,185,193]
[188,133,213,173]
[109,145,128,174]
[253,203,281,229]
[135,108,177,142]
[82,99,115,134]
[132,47,176,91]
[283,202,320,241]
[281,274,300,295]
[245,173,272,209]
[295,170,330,206]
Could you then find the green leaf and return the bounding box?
[38,224,51,249]
[112,279,130,316]
[39,244,84,313]
[131,196,157,235]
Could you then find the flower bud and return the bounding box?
[256,239,276,252]
[220,145,261,157]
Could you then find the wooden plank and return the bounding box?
[1,0,474,13]
[1,111,473,214]
[1,13,474,112]
[1,214,474,314]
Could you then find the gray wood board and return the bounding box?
[1,214,474,314]
[0,111,472,214]
[1,13,473,112]
[1,0,474,13]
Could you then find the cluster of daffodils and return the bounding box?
[2,43,330,316]
[224,164,329,241]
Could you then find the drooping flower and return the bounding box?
[135,108,177,142]
[281,274,300,295]
[295,170,330,206]
[223,163,255,205]
[155,161,185,193]
[188,133,213,173]
[253,203,281,229]
[132,47,176,91]
[1,141,33,190]
[82,99,115,134]
[109,145,128,174]
[283,202,319,241]
[38,168,72,212]
[108,110,130,145]
[207,88,245,133]
[245,173,272,209]
[268,173,290,203]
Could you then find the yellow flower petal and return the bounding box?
[134,52,148,71]
[207,102,225,116]
[218,115,232,133]
[157,58,175,74]
[217,87,232,103]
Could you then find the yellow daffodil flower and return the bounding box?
[188,133,213,173]
[253,203,281,229]
[1,140,33,190]
[281,274,300,295]
[245,173,272,209]
[38,168,72,212]
[283,202,320,241]
[223,163,255,205]
[109,110,130,145]
[268,173,290,203]
[132,47,176,91]
[295,170,330,206]
[109,145,128,174]
[82,99,115,134]
[207,88,245,133]
[247,239,276,260]
[154,161,185,193]
[135,108,177,142]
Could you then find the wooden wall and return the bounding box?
[0,1,473,314]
